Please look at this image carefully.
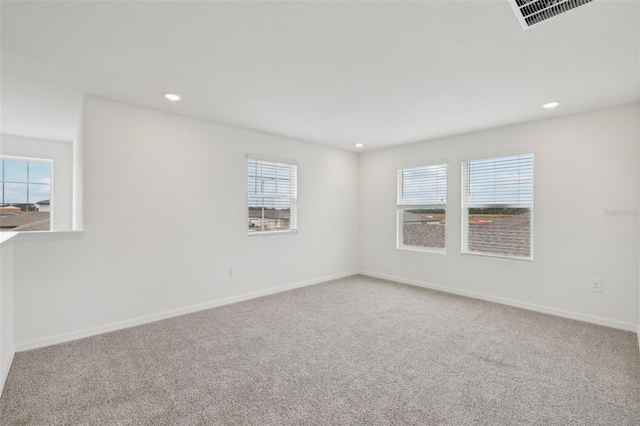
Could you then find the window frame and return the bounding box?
[247,155,298,237]
[461,152,534,262]
[0,155,54,233]
[396,162,448,254]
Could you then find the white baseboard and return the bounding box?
[360,271,639,333]
[0,346,15,398]
[14,270,639,352]
[15,271,358,352]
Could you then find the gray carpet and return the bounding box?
[1,275,640,425]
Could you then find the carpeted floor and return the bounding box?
[2,275,640,425]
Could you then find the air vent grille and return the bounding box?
[508,0,594,29]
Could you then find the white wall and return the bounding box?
[7,100,640,351]
[0,236,16,396]
[12,97,359,348]
[360,103,640,330]
[0,134,74,231]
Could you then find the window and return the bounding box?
[248,157,297,235]
[0,157,52,232]
[461,153,533,260]
[397,163,447,252]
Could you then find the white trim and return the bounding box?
[1,231,85,247]
[397,245,446,255]
[461,252,533,264]
[397,158,450,171]
[459,148,538,163]
[359,270,638,332]
[14,230,86,242]
[15,270,358,352]
[248,229,297,237]
[0,232,18,245]
[247,153,298,166]
[0,154,54,164]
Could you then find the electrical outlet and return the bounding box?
[230,266,238,277]
[591,279,603,293]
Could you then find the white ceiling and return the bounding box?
[1,1,638,152]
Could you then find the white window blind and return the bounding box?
[461,153,533,260]
[248,157,297,235]
[397,163,447,251]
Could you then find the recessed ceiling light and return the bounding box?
[542,101,560,109]
[355,143,364,148]
[164,93,182,102]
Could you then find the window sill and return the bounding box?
[461,252,533,264]
[0,230,87,245]
[397,245,446,255]
[0,232,18,245]
[248,229,297,237]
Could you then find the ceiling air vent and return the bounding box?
[508,0,594,30]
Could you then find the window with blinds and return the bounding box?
[461,153,533,260]
[248,157,297,235]
[397,163,447,251]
